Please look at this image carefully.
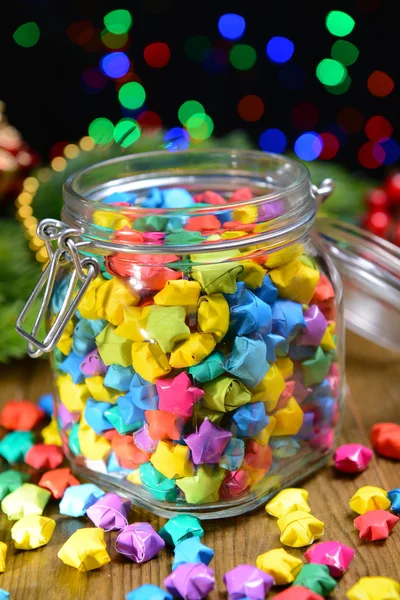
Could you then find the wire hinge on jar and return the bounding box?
[15,219,100,358]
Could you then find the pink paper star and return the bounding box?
[156,372,204,417]
[184,418,232,464]
[354,509,399,541]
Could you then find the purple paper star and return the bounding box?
[156,372,204,417]
[184,418,232,465]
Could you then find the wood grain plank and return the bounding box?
[0,332,399,600]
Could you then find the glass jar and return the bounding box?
[16,149,400,519]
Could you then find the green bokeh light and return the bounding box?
[114,118,141,147]
[316,59,347,86]
[13,22,40,48]
[104,9,132,35]
[230,44,257,70]
[331,40,359,66]
[118,82,146,109]
[178,101,205,125]
[185,36,212,61]
[325,74,352,95]
[326,11,355,37]
[88,118,114,145]
[186,114,214,141]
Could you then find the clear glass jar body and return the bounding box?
[49,150,344,518]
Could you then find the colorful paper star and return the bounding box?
[354,509,399,541]
[156,372,204,417]
[184,418,232,464]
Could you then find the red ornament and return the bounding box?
[385,173,400,205]
[25,444,64,470]
[354,509,399,541]
[363,209,391,238]
[38,467,80,499]
[371,422,400,460]
[366,188,390,211]
[0,400,45,431]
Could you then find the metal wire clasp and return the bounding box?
[15,219,100,358]
[311,178,335,206]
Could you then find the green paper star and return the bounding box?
[0,470,30,500]
[191,263,243,294]
[96,324,133,367]
[146,305,190,353]
[176,465,225,504]
[0,431,35,463]
[302,346,331,386]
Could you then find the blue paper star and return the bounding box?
[172,537,214,570]
[104,364,134,392]
[59,351,85,383]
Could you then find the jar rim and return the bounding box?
[62,148,315,254]
[64,148,311,214]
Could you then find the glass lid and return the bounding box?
[317,217,400,353]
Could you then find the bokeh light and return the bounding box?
[367,70,394,97]
[319,133,340,160]
[13,22,40,47]
[67,21,94,45]
[81,68,108,93]
[259,129,287,153]
[365,115,393,142]
[88,118,114,145]
[266,37,294,63]
[137,111,162,135]
[229,44,257,70]
[331,40,359,66]
[144,42,171,68]
[185,36,212,61]
[358,141,385,168]
[218,14,246,40]
[316,59,347,86]
[294,132,322,161]
[100,52,130,78]
[237,95,264,122]
[118,82,146,109]
[279,65,306,91]
[380,139,400,165]
[114,118,141,147]
[178,101,205,125]
[101,30,129,50]
[164,128,190,151]
[337,107,365,133]
[186,114,214,140]
[292,103,319,130]
[325,11,355,37]
[325,74,352,95]
[103,10,132,35]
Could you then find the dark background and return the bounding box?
[0,0,396,171]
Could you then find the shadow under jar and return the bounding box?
[16,149,400,519]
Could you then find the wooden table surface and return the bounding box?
[0,331,399,600]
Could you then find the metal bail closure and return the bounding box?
[15,219,100,358]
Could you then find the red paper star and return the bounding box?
[354,509,399,541]
[145,410,188,441]
[156,372,204,417]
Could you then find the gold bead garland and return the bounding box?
[16,136,96,264]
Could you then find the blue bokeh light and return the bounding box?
[164,127,190,152]
[259,129,287,153]
[294,132,323,161]
[100,52,130,78]
[380,138,400,165]
[218,14,246,40]
[266,36,295,63]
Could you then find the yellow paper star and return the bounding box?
[275,356,294,380]
[272,397,304,436]
[146,305,190,353]
[349,486,390,515]
[58,528,111,572]
[237,260,266,288]
[114,306,150,341]
[153,280,201,306]
[346,577,400,600]
[0,541,7,572]
[197,294,229,342]
[78,275,104,320]
[78,418,111,460]
[265,488,311,518]
[321,322,336,352]
[57,373,90,412]
[131,341,171,383]
[256,548,303,585]
[41,417,62,446]
[277,510,324,547]
[169,332,216,368]
[96,324,133,367]
[251,364,285,411]
[56,319,74,355]
[85,376,119,404]
[151,441,194,480]
[11,516,56,550]
[95,277,139,325]
[254,417,277,445]
[269,260,320,304]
